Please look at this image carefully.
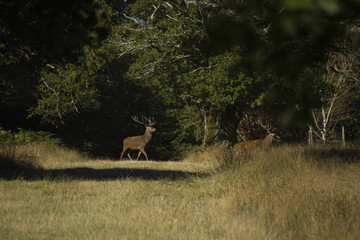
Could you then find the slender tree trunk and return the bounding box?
[321,106,327,145]
[308,126,313,146]
[214,115,227,144]
[197,106,211,147]
[202,110,208,148]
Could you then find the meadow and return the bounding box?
[1,144,360,239]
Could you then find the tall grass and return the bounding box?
[0,144,89,179]
[0,145,41,179]
[208,144,360,239]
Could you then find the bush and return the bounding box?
[0,126,62,145]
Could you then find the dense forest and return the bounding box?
[1,0,360,160]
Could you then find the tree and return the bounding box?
[112,0,278,147]
[308,35,360,144]
[206,0,360,72]
[3,0,360,159]
[0,0,112,128]
[205,0,360,140]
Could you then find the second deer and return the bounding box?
[234,117,279,153]
[121,116,156,161]
[234,133,278,152]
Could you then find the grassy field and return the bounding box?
[1,144,360,239]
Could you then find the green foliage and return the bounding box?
[207,0,360,73]
[2,0,360,159]
[32,64,100,123]
[0,0,112,124]
[177,52,247,109]
[0,0,111,64]
[0,127,12,145]
[167,106,203,157]
[0,126,62,145]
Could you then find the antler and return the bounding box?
[143,116,157,126]
[255,117,272,133]
[132,116,145,125]
[132,116,157,126]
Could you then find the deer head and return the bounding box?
[255,117,280,142]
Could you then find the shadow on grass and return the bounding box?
[1,165,207,181]
[304,145,360,164]
[46,167,206,181]
[1,145,207,181]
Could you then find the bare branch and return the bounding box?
[311,110,321,132]
[70,94,80,114]
[163,1,174,8]
[41,78,62,119]
[151,3,162,22]
[179,64,218,77]
[46,64,56,70]
[123,14,139,24]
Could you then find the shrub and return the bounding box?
[0,126,62,145]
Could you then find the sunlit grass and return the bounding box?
[1,143,360,239]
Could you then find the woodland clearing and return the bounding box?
[1,144,360,239]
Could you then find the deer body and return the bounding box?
[234,133,276,152]
[120,116,156,161]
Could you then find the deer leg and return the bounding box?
[127,153,133,161]
[120,148,127,160]
[136,150,142,161]
[140,149,149,161]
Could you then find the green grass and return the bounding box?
[1,144,360,239]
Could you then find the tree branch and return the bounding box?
[123,14,139,24]
[151,3,162,22]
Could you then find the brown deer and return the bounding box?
[234,117,279,152]
[234,133,277,152]
[120,116,156,161]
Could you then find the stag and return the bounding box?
[120,116,156,161]
[234,117,279,152]
[234,133,278,152]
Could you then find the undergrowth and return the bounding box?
[0,126,62,145]
[207,144,360,239]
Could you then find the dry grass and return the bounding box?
[17,144,89,168]
[182,145,226,169]
[1,144,360,239]
[212,145,360,240]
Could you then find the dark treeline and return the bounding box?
[1,0,360,160]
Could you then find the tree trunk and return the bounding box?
[200,106,239,147]
[202,110,208,148]
[321,106,327,145]
[213,107,239,146]
[308,126,313,146]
